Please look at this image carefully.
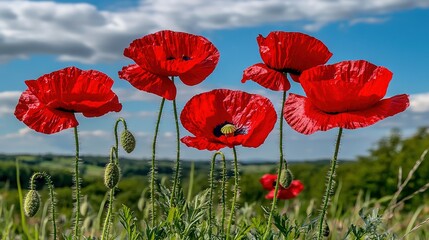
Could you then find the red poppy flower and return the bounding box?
[119,30,220,100]
[15,67,122,134]
[284,60,410,135]
[241,32,332,90]
[180,89,277,150]
[260,173,278,190]
[264,180,304,200]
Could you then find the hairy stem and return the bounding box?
[226,147,239,239]
[151,98,166,226]
[221,152,227,236]
[73,126,81,240]
[170,76,181,207]
[264,89,287,239]
[30,172,57,240]
[209,151,225,238]
[317,127,343,240]
[101,147,117,240]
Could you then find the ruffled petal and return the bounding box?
[124,30,219,79]
[26,67,122,116]
[241,63,291,91]
[180,89,276,148]
[14,90,78,134]
[179,52,220,86]
[257,32,332,80]
[301,60,393,112]
[180,136,227,151]
[265,180,304,200]
[119,64,177,100]
[260,174,277,190]
[82,95,122,117]
[284,93,410,135]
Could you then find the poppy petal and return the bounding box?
[180,89,277,149]
[301,60,393,112]
[14,90,78,134]
[284,93,410,135]
[260,174,277,190]
[124,30,219,78]
[179,53,220,86]
[119,64,176,100]
[257,32,332,81]
[25,67,122,115]
[264,180,304,200]
[82,95,122,117]
[180,136,227,151]
[241,63,291,91]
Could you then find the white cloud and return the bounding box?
[410,92,429,113]
[0,0,428,63]
[0,91,20,116]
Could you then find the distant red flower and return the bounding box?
[260,173,278,190]
[119,30,220,100]
[242,32,332,91]
[260,174,304,200]
[180,89,277,150]
[284,60,410,135]
[15,67,122,134]
[265,180,304,200]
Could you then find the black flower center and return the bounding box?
[166,55,192,61]
[280,68,301,75]
[213,121,246,137]
[55,107,75,113]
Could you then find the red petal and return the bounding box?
[180,89,277,149]
[265,180,304,200]
[26,67,122,115]
[124,30,219,79]
[284,94,410,135]
[179,52,220,86]
[180,136,227,151]
[241,63,291,91]
[260,174,277,190]
[119,64,176,100]
[257,32,332,81]
[14,90,78,134]
[301,60,393,112]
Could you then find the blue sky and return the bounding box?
[0,0,429,162]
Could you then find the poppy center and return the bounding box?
[166,55,192,61]
[55,107,76,113]
[280,68,301,75]
[213,122,246,137]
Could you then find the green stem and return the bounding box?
[30,172,57,240]
[226,147,239,239]
[151,98,166,226]
[114,118,127,161]
[73,126,81,240]
[264,89,287,239]
[16,159,32,240]
[209,152,225,238]
[221,152,227,236]
[317,127,343,240]
[170,76,181,207]
[101,147,117,240]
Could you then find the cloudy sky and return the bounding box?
[0,0,429,162]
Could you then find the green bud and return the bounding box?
[104,163,120,189]
[121,130,136,153]
[24,190,41,217]
[279,168,293,188]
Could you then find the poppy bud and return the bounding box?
[279,168,293,188]
[104,163,120,189]
[121,130,136,153]
[24,190,41,217]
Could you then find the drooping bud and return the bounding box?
[24,190,41,217]
[121,130,136,153]
[279,168,293,188]
[104,163,120,189]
